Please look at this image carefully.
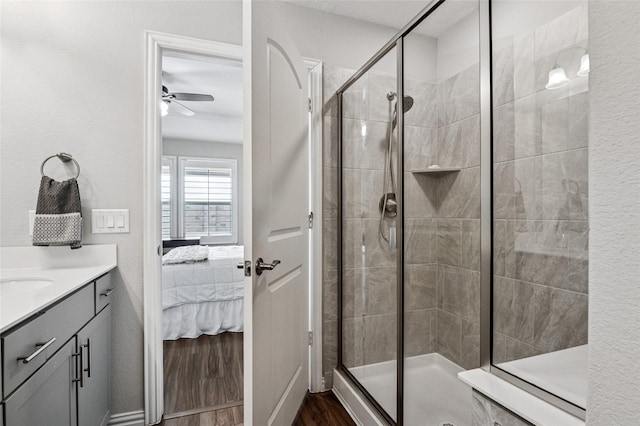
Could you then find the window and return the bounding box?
[162,156,238,244]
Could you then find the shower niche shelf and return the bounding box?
[410,167,461,175]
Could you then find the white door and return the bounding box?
[243,2,309,425]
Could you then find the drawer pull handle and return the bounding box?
[100,288,115,297]
[18,337,56,364]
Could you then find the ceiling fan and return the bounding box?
[161,85,214,117]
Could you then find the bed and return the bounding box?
[162,245,244,340]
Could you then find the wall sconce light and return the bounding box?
[546,47,589,90]
[161,100,169,117]
[577,53,590,77]
[546,65,570,90]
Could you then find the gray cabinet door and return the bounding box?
[5,338,77,426]
[77,306,111,426]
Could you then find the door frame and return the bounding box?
[143,31,324,424]
[305,58,324,394]
[142,31,243,425]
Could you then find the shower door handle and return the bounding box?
[255,258,281,275]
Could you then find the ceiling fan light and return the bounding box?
[161,100,169,117]
[577,53,590,77]
[546,66,569,90]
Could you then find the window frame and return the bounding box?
[161,156,178,240]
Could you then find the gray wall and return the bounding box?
[0,0,242,414]
[587,0,640,423]
[162,138,244,244]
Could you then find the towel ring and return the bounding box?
[40,152,80,179]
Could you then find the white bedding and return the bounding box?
[162,245,244,309]
[163,299,243,340]
[162,245,244,340]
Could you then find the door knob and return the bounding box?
[255,258,281,275]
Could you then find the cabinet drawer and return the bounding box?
[95,274,114,314]
[3,284,93,396]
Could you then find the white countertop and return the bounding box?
[0,245,117,334]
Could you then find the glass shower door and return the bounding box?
[402,2,481,425]
[339,45,399,423]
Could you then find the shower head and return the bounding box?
[387,92,414,112]
[402,96,414,113]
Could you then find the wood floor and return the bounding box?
[162,333,354,425]
[159,406,243,426]
[161,391,354,426]
[292,392,357,426]
[163,332,243,416]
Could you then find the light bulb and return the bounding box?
[546,66,569,90]
[577,53,590,77]
[161,101,169,117]
[361,123,367,137]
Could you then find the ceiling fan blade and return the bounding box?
[171,93,214,102]
[170,101,195,116]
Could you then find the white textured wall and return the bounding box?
[162,138,244,244]
[0,0,243,414]
[587,1,640,424]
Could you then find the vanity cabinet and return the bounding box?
[0,273,113,426]
[77,306,111,426]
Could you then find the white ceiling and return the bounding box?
[162,53,243,144]
[287,0,426,29]
[287,0,478,37]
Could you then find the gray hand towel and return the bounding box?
[32,176,83,249]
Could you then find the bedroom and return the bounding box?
[160,51,244,420]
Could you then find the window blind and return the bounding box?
[183,165,234,239]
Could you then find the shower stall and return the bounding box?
[332,0,590,424]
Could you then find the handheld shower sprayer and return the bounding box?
[378,91,414,245]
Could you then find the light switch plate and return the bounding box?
[92,209,130,234]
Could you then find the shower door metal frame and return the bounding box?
[335,1,448,425]
[336,0,587,423]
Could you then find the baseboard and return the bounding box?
[108,410,145,426]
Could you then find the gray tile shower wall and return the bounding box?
[321,61,484,389]
[432,62,482,370]
[492,4,589,363]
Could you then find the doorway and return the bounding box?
[159,51,245,423]
[143,31,324,425]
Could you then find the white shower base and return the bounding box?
[334,353,472,426]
